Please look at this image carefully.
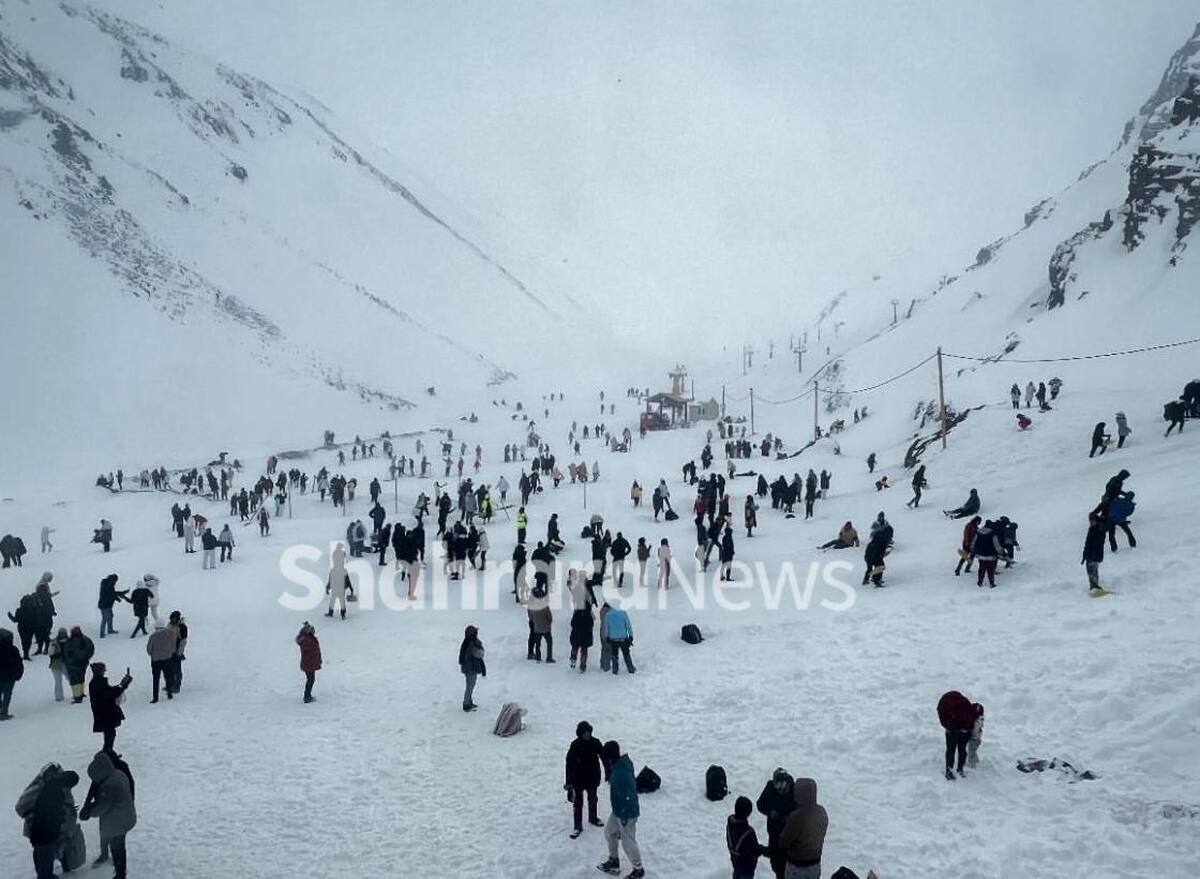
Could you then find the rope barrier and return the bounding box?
[944,337,1200,363]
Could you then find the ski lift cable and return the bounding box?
[943,336,1200,363]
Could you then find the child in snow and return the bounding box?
[966,704,985,768]
[727,795,769,879]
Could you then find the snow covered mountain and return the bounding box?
[709,20,1200,449]
[0,0,592,487]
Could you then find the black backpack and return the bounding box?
[705,764,727,801]
[664,509,679,521]
[635,766,661,793]
[681,624,703,645]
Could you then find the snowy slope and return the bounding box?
[0,0,599,489]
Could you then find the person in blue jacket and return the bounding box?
[603,606,636,675]
[1106,491,1137,551]
[597,740,644,878]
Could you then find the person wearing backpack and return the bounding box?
[62,627,94,703]
[728,795,770,879]
[127,580,153,638]
[635,538,651,587]
[598,740,644,878]
[565,720,606,838]
[26,767,81,879]
[80,751,136,879]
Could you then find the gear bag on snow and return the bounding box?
[492,702,527,737]
[705,764,728,801]
[664,509,679,521]
[681,623,703,645]
[635,766,661,793]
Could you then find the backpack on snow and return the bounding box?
[830,869,861,879]
[681,624,703,645]
[492,702,527,737]
[635,766,661,793]
[664,509,679,522]
[705,764,728,801]
[580,526,593,539]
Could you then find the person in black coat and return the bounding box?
[0,628,25,720]
[97,575,128,639]
[1089,422,1108,457]
[756,770,797,879]
[569,605,594,672]
[907,465,927,509]
[564,720,607,837]
[728,795,770,878]
[863,531,888,587]
[89,662,132,751]
[1082,513,1107,592]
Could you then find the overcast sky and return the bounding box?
[111,1,1198,340]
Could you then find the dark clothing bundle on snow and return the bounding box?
[1016,758,1098,781]
[705,764,728,800]
[635,766,661,793]
[681,623,703,644]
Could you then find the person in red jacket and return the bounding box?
[937,690,979,780]
[296,622,322,704]
[953,517,980,576]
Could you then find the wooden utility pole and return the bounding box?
[749,388,755,436]
[937,346,948,449]
[721,385,726,418]
[812,380,819,441]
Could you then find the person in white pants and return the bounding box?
[326,543,350,619]
[656,539,672,589]
[144,573,161,624]
[183,518,195,553]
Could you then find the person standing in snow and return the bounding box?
[296,621,321,703]
[569,598,594,673]
[79,751,136,879]
[597,740,644,878]
[1024,381,1035,408]
[727,795,770,879]
[630,481,643,508]
[866,453,876,474]
[218,524,235,562]
[182,515,195,554]
[1048,376,1063,400]
[258,506,270,537]
[0,628,23,720]
[603,605,635,675]
[1009,383,1020,409]
[745,495,758,537]
[777,778,828,879]
[937,690,979,780]
[47,626,68,702]
[610,532,632,588]
[756,769,797,879]
[862,529,888,588]
[325,543,352,620]
[971,520,1003,589]
[88,662,132,752]
[63,627,93,703]
[97,575,127,639]
[1089,422,1109,458]
[635,538,650,587]
[127,580,153,638]
[1113,412,1132,449]
[906,465,927,509]
[527,598,555,663]
[1082,512,1107,594]
[565,721,606,838]
[966,703,985,768]
[954,516,980,576]
[145,623,176,703]
[458,624,486,712]
[1106,491,1137,551]
[719,527,736,581]
[40,526,54,554]
[655,539,672,589]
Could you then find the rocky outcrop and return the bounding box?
[1120,22,1200,146]
[1047,211,1113,309]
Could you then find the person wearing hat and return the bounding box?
[145,622,176,703]
[564,721,606,838]
[597,740,643,878]
[28,767,81,878]
[89,662,133,751]
[458,625,486,712]
[63,627,94,703]
[756,769,797,879]
[295,622,321,704]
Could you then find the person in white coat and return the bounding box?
[326,543,351,620]
[182,517,195,554]
[40,526,54,553]
[656,539,672,589]
[476,529,490,568]
[143,574,161,625]
[1024,381,1035,408]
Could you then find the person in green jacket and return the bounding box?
[598,740,644,878]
